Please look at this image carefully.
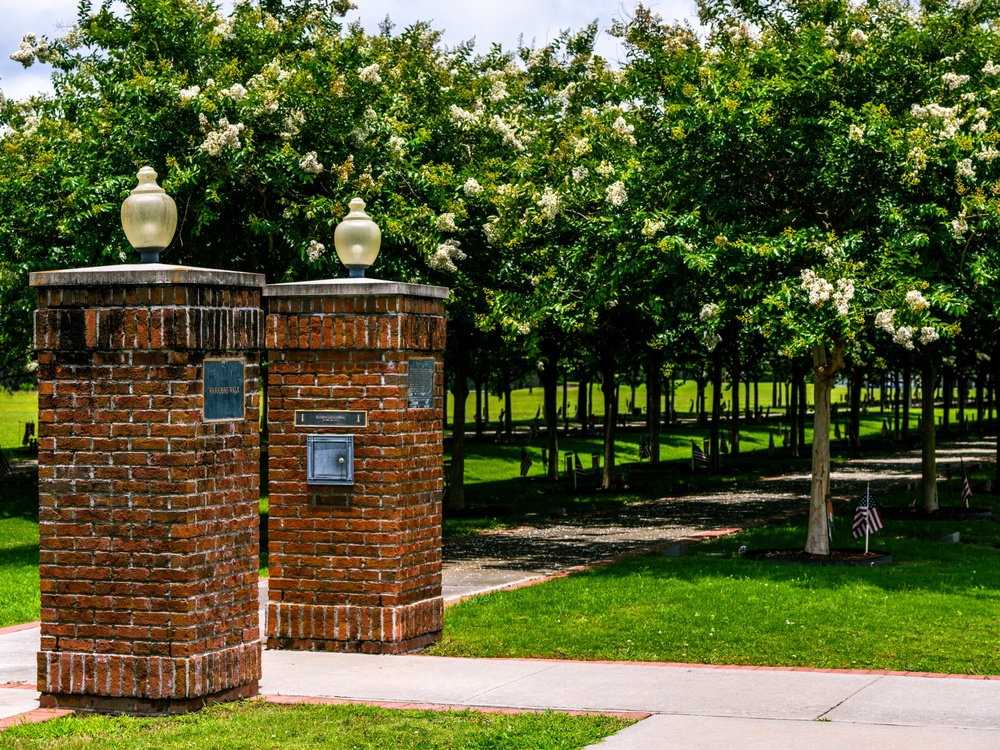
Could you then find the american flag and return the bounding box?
[574,453,588,478]
[852,487,884,539]
[961,459,973,508]
[0,450,11,481]
[691,441,709,464]
[767,431,775,457]
[519,446,532,477]
[720,435,729,455]
[639,436,651,460]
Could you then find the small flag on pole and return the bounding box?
[767,431,775,457]
[519,446,532,478]
[834,421,841,439]
[574,453,587,478]
[535,406,541,420]
[639,436,651,460]
[827,497,835,542]
[692,441,709,464]
[961,458,973,508]
[720,435,729,455]
[852,485,883,552]
[0,450,11,481]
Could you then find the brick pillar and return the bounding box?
[264,279,447,653]
[30,265,265,714]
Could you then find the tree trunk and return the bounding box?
[798,371,807,450]
[805,341,844,555]
[710,357,722,470]
[789,366,799,458]
[902,364,911,446]
[731,354,741,456]
[474,381,484,438]
[849,367,862,457]
[667,373,675,426]
[648,365,662,464]
[504,386,513,439]
[562,374,569,435]
[602,368,618,490]
[542,349,560,480]
[697,375,707,427]
[893,370,901,441]
[943,369,953,433]
[578,378,588,434]
[448,363,470,511]
[921,358,939,512]
[976,364,985,430]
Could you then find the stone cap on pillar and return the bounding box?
[29,263,265,289]
[262,277,449,300]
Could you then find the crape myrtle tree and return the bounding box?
[1,0,459,357]
[0,0,535,509]
[622,0,975,553]
[482,26,644,484]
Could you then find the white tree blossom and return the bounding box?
[358,64,381,84]
[463,178,482,196]
[919,327,940,345]
[800,269,834,306]
[434,213,458,232]
[427,239,466,273]
[199,118,245,156]
[299,151,323,174]
[875,309,896,333]
[700,303,719,321]
[306,240,325,262]
[905,289,930,312]
[605,181,627,206]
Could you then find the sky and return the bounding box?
[0,0,699,101]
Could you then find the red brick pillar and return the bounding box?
[30,265,264,714]
[264,279,447,653]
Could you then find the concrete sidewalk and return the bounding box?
[4,613,1000,747]
[257,650,1000,748]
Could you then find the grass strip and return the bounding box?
[433,484,1000,676]
[0,471,40,627]
[0,700,633,749]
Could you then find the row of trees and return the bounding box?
[3,0,1000,554]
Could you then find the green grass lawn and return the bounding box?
[432,473,1000,675]
[0,470,40,627]
[0,390,38,453]
[0,701,632,749]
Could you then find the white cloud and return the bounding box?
[2,1,697,101]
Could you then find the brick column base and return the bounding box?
[267,599,443,654]
[38,642,261,714]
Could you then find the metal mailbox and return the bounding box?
[306,434,354,486]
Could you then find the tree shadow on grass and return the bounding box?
[0,470,39,522]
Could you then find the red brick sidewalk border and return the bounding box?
[262,693,650,720]
[0,708,72,732]
[406,654,1000,681]
[0,622,39,636]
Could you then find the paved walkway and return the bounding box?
[3,442,999,746]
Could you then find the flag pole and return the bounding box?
[865,483,870,554]
[573,454,578,492]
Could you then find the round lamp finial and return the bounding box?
[333,197,381,278]
[120,166,177,264]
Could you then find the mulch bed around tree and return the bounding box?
[742,548,892,566]
[880,506,992,521]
